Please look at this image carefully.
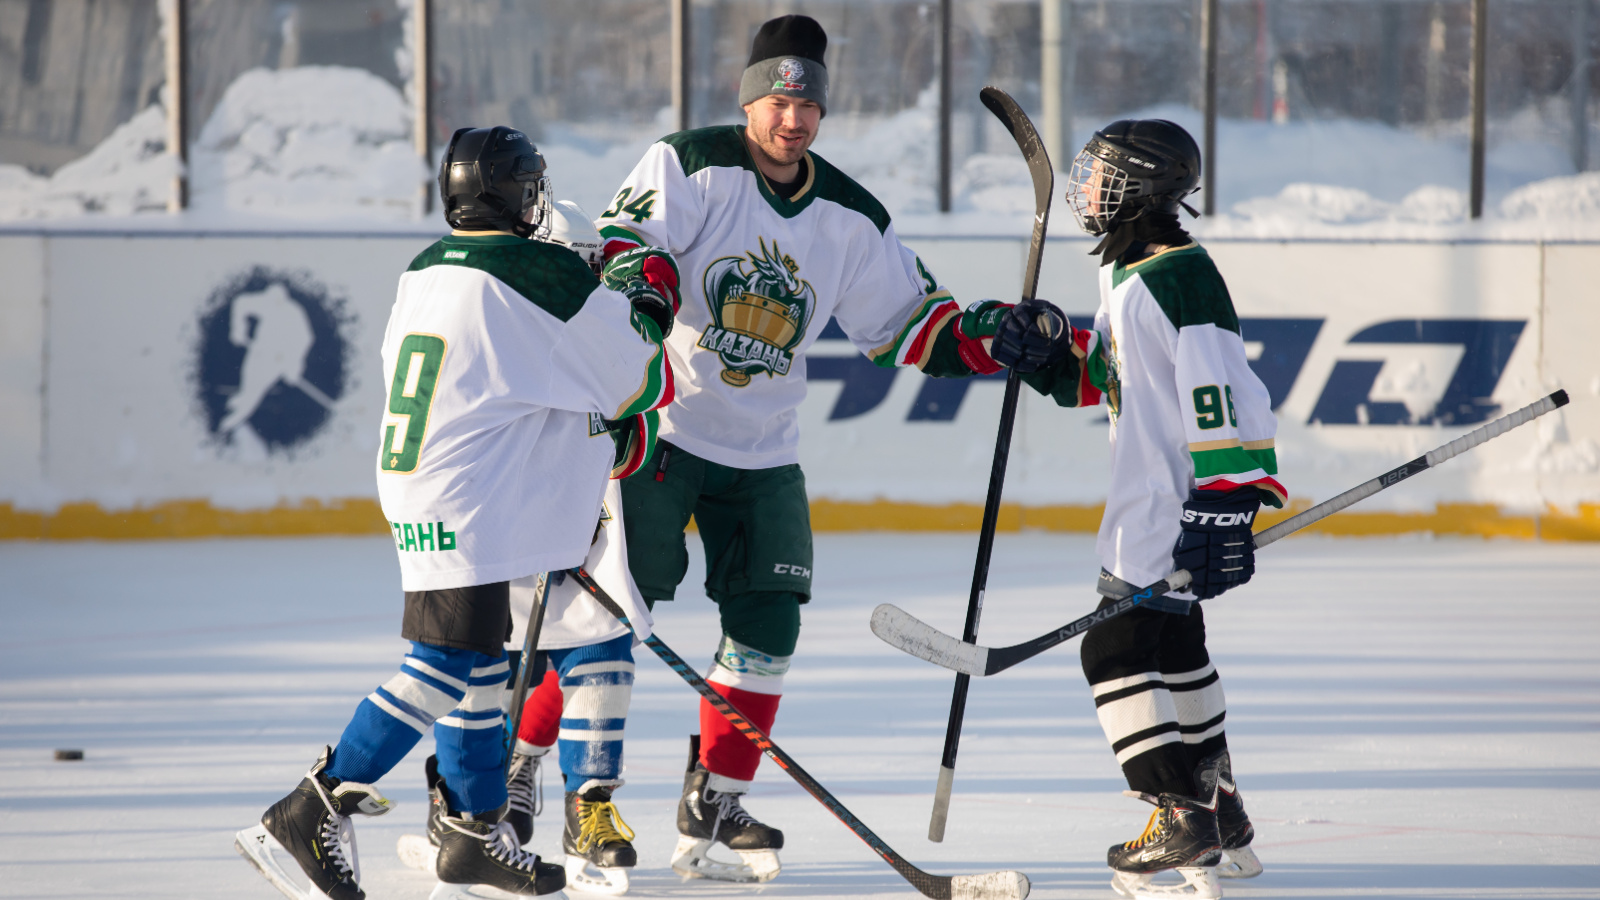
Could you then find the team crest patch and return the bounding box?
[699,237,816,387]
[773,58,806,90]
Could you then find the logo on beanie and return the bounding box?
[773,58,807,91]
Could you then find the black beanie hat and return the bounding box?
[739,15,829,114]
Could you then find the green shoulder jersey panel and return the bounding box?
[1111,243,1240,336]
[661,126,751,177]
[659,125,892,233]
[408,234,601,323]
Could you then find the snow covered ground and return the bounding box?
[1,532,1597,899]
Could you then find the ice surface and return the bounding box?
[1,68,1595,241]
[1,533,1597,899]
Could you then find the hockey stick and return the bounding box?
[872,389,1571,677]
[505,571,552,772]
[928,85,1056,843]
[566,566,1031,900]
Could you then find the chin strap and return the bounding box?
[1088,209,1194,267]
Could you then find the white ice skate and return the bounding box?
[428,883,570,900]
[1111,866,1221,900]
[236,823,364,900]
[1216,846,1262,879]
[669,834,781,884]
[563,854,630,895]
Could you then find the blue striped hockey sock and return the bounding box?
[547,633,634,792]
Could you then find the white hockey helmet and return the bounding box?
[545,199,605,273]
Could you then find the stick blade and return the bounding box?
[871,604,987,677]
[951,871,1032,900]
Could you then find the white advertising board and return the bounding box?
[0,231,1595,538]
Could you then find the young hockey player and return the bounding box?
[1007,119,1277,900]
[510,13,1062,884]
[234,125,678,900]
[394,200,662,896]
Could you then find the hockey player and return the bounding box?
[234,125,678,900]
[1004,120,1276,900]
[510,13,1063,885]
[394,200,661,896]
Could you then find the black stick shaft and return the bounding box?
[937,370,1019,760]
[567,567,994,900]
[505,572,552,770]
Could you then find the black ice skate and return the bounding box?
[395,754,449,872]
[432,794,566,900]
[1207,750,1262,879]
[235,746,393,900]
[504,747,547,846]
[562,784,637,895]
[1107,791,1222,900]
[671,737,783,883]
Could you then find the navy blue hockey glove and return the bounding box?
[1172,488,1261,600]
[989,298,1072,373]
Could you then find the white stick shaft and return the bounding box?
[1254,392,1565,549]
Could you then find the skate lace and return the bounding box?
[574,798,635,853]
[1122,808,1170,851]
[506,753,544,818]
[309,777,360,883]
[705,788,759,844]
[442,816,543,873]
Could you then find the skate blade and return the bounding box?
[235,824,326,900]
[1111,867,1221,900]
[1217,846,1262,878]
[669,835,780,884]
[563,855,631,895]
[398,833,440,872]
[429,883,568,900]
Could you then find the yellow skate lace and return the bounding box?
[574,798,636,854]
[1122,808,1168,850]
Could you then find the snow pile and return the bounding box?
[0,67,1593,239]
[189,66,427,219]
[0,105,176,219]
[1499,171,1600,224]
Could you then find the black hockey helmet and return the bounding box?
[439,125,551,236]
[1066,119,1201,236]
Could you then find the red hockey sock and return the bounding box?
[699,683,782,783]
[517,669,561,748]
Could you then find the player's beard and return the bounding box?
[746,120,813,171]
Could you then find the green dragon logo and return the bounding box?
[698,237,817,387]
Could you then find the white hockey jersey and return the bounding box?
[507,479,652,650]
[1031,243,1286,597]
[378,233,673,592]
[596,125,977,470]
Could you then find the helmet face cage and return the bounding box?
[1066,149,1132,236]
[518,175,554,241]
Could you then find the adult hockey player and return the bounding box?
[234,124,677,900]
[1008,119,1278,900]
[510,13,1064,885]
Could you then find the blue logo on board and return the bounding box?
[192,268,351,454]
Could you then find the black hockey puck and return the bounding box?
[54,749,84,761]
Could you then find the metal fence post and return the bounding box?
[1042,0,1072,171]
[1469,0,1488,218]
[164,0,188,212]
[1201,0,1218,216]
[939,0,953,212]
[1575,0,1591,172]
[414,0,433,215]
[672,0,690,132]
